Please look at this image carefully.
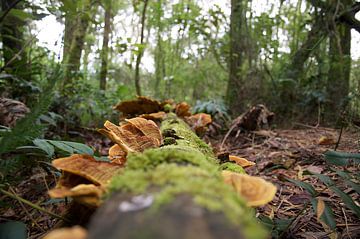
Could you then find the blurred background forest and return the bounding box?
[1,0,359,128]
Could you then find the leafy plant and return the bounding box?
[287,154,360,232]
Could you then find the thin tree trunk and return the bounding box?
[325,12,352,121]
[134,0,149,96]
[100,4,112,90]
[226,0,246,114]
[62,1,92,91]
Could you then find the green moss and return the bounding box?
[126,145,217,172]
[163,104,173,112]
[160,114,215,159]
[108,163,266,239]
[219,162,246,174]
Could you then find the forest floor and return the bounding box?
[0,124,359,238]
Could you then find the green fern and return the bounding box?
[0,69,61,156]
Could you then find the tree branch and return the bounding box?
[0,0,23,23]
[337,3,360,34]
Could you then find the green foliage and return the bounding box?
[287,156,360,231]
[0,69,60,155]
[324,150,360,166]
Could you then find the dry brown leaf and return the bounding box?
[114,96,163,117]
[175,102,191,117]
[108,144,127,165]
[43,226,87,239]
[318,136,335,145]
[140,111,167,121]
[52,154,123,186]
[316,198,325,221]
[229,155,255,168]
[222,171,277,207]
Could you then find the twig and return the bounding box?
[0,188,69,222]
[334,123,344,151]
[0,33,38,73]
[341,207,351,239]
[9,187,44,232]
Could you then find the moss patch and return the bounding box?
[108,163,266,239]
[219,162,246,174]
[160,114,215,159]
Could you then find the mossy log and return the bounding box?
[87,115,267,239]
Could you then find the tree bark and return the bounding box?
[99,3,112,91]
[62,1,92,91]
[134,0,149,96]
[325,2,352,122]
[226,0,246,114]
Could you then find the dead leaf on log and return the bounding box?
[229,155,255,168]
[114,96,164,117]
[43,226,87,239]
[175,102,191,117]
[222,171,277,207]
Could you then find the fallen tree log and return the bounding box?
[87,115,270,239]
[46,108,276,239]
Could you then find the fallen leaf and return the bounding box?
[43,226,87,239]
[306,165,323,174]
[222,171,277,207]
[229,155,255,168]
[316,198,325,221]
[318,136,335,145]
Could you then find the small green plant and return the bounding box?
[286,151,360,235]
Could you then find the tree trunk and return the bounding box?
[99,3,112,91]
[62,2,92,91]
[87,115,266,239]
[325,11,352,122]
[154,0,165,98]
[134,0,149,96]
[0,0,30,80]
[226,0,247,114]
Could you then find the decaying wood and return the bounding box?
[221,104,274,147]
[85,115,267,239]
